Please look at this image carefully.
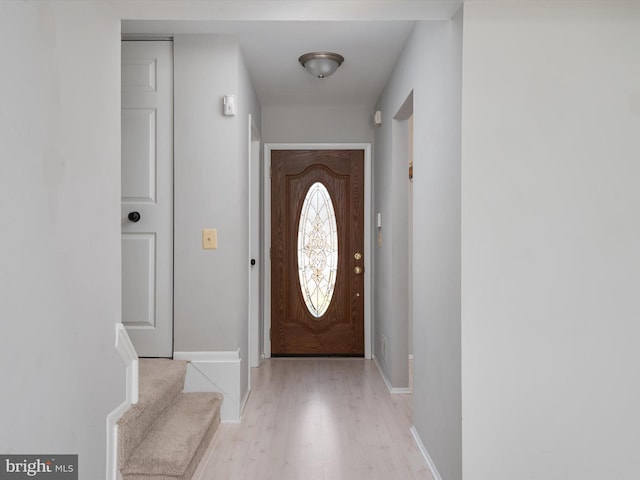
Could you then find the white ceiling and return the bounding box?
[122,2,462,108]
[236,21,415,108]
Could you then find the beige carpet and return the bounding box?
[118,359,223,480]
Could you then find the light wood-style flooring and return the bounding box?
[194,358,432,480]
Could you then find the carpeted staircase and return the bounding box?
[117,359,223,480]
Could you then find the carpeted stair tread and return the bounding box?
[121,392,223,479]
[117,359,188,468]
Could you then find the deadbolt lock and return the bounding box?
[354,252,362,260]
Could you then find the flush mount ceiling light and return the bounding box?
[298,52,345,79]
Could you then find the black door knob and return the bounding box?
[128,211,141,223]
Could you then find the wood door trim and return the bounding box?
[262,144,372,359]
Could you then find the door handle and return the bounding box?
[354,266,363,275]
[128,211,141,223]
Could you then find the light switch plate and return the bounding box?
[203,228,217,249]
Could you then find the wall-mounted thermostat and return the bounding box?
[223,95,237,116]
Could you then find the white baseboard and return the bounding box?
[410,425,444,480]
[108,324,138,480]
[240,386,251,418]
[115,323,138,404]
[372,356,412,394]
[174,350,242,422]
[174,351,239,362]
[106,402,128,480]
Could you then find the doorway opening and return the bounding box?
[249,115,262,372]
[408,114,414,390]
[393,91,414,390]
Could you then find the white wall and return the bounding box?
[173,35,244,350]
[173,34,261,407]
[461,2,640,479]
[262,104,373,144]
[0,2,125,478]
[374,16,463,479]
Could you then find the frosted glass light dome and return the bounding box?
[298,52,345,79]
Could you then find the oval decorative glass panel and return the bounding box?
[297,182,339,318]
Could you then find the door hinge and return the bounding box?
[269,165,272,178]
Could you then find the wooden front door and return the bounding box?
[271,150,365,355]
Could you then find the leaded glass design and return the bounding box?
[297,182,339,318]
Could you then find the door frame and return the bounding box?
[248,115,262,374]
[263,143,372,359]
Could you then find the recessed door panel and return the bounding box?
[122,57,157,92]
[121,108,156,202]
[122,234,156,328]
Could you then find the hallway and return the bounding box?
[194,359,431,480]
